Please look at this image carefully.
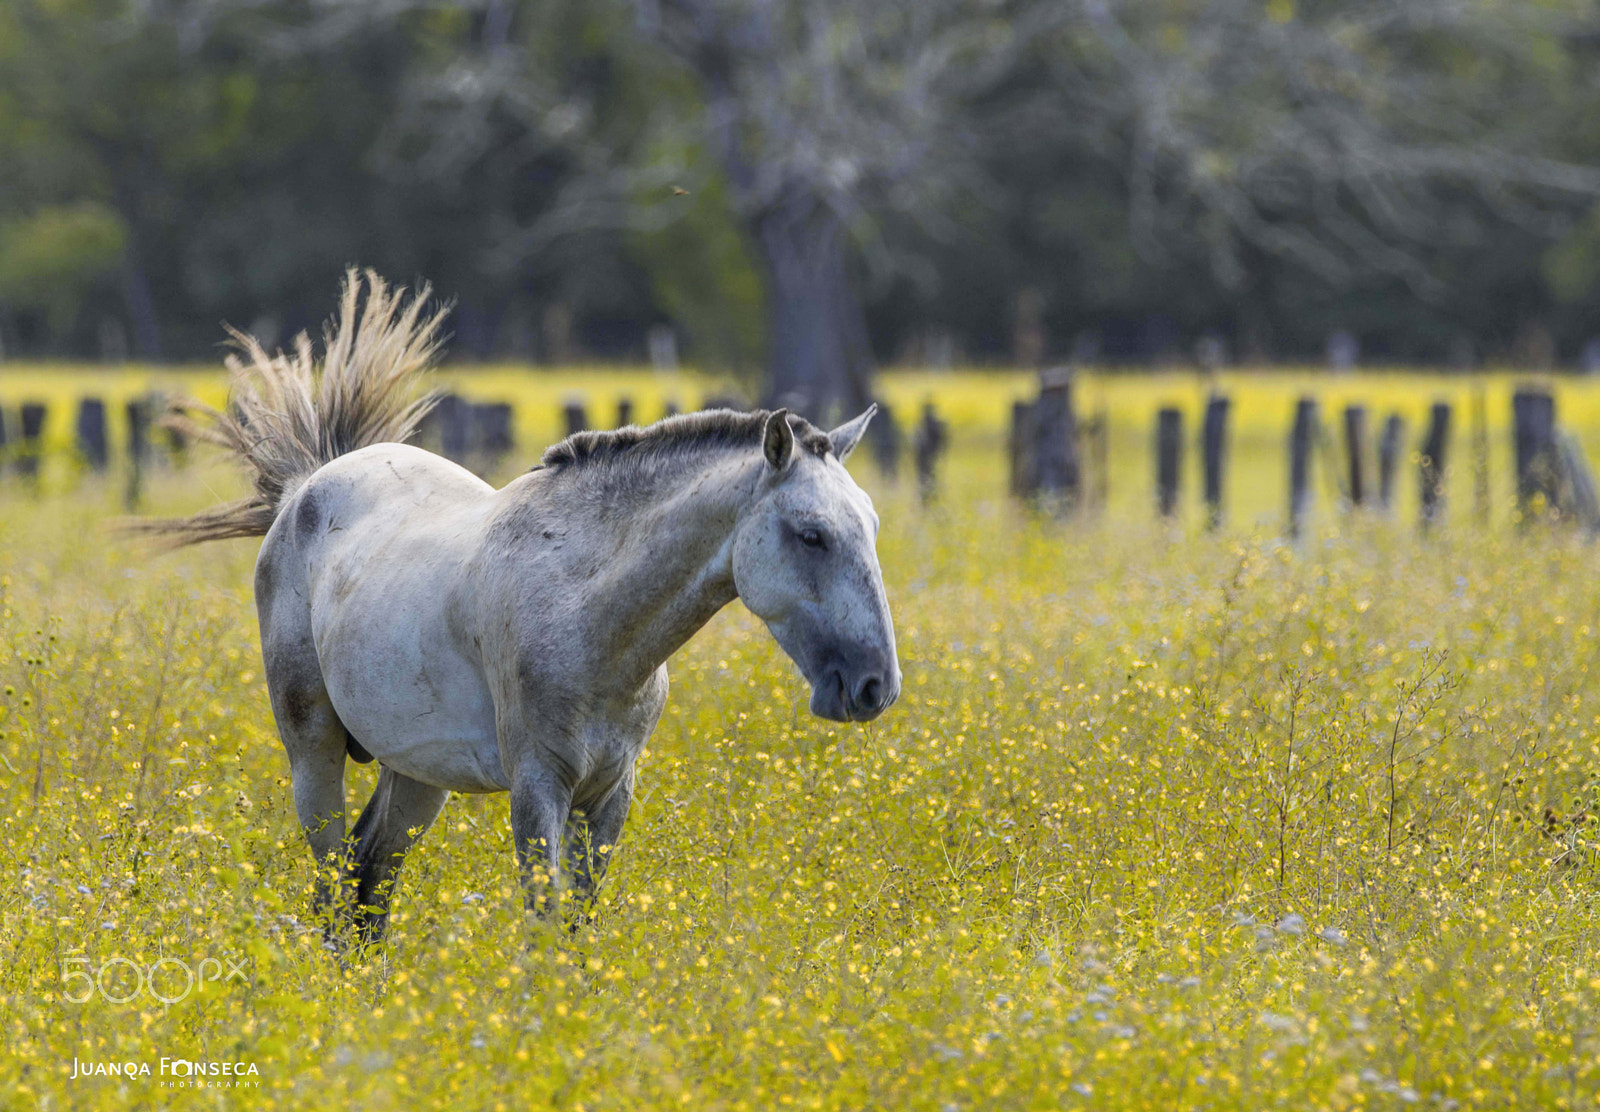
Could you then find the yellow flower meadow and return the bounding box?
[3,365,1600,1109]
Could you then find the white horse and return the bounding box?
[147,271,900,940]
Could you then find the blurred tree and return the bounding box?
[631,169,767,376]
[0,0,369,356]
[0,0,667,360]
[4,0,1600,375]
[0,202,126,335]
[1022,0,1600,361]
[632,0,1065,414]
[377,0,1062,414]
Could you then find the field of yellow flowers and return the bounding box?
[6,366,1600,1109]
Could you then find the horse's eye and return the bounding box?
[798,528,825,550]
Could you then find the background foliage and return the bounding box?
[7,1,1600,383]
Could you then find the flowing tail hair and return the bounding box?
[132,269,448,547]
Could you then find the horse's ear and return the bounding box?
[828,403,877,462]
[763,408,794,471]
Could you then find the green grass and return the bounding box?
[5,372,1600,1108]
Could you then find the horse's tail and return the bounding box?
[132,268,448,547]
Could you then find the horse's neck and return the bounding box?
[534,452,757,691]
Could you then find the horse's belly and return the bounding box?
[379,726,505,795]
[336,675,505,796]
[312,585,507,793]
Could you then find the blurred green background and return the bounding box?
[7,0,1600,410]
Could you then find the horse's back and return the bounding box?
[259,444,508,792]
[292,442,493,538]
[262,443,494,602]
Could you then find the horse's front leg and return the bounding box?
[509,761,573,918]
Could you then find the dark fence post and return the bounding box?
[912,402,948,503]
[616,397,634,428]
[1343,404,1369,508]
[165,420,189,464]
[1090,403,1109,512]
[1288,397,1317,537]
[436,394,471,462]
[125,398,150,510]
[563,399,588,438]
[76,398,109,471]
[1513,388,1557,521]
[1034,368,1080,511]
[1202,394,1230,529]
[876,404,902,483]
[1155,407,1182,518]
[18,402,46,479]
[1009,400,1038,498]
[477,402,514,460]
[159,393,188,466]
[1420,402,1451,530]
[663,400,681,419]
[867,399,901,480]
[1378,414,1405,512]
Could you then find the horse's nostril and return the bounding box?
[856,676,882,712]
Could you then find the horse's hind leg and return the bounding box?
[264,657,352,929]
[258,557,355,934]
[345,766,449,943]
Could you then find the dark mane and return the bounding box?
[540,408,832,471]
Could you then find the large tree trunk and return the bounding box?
[754,194,873,423]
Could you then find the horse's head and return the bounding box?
[733,407,901,723]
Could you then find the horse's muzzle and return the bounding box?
[811,665,901,722]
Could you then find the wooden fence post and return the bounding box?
[1155,407,1182,518]
[1378,414,1405,511]
[1034,368,1080,511]
[1420,402,1451,530]
[1512,388,1557,520]
[912,402,948,503]
[18,402,46,479]
[434,394,471,462]
[1010,400,1038,498]
[158,393,188,466]
[1288,397,1317,537]
[563,399,589,438]
[1090,403,1110,512]
[125,398,150,510]
[1202,394,1230,529]
[868,400,901,480]
[1343,404,1369,507]
[77,398,109,471]
[477,402,514,460]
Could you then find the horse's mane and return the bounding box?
[540,409,832,472]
